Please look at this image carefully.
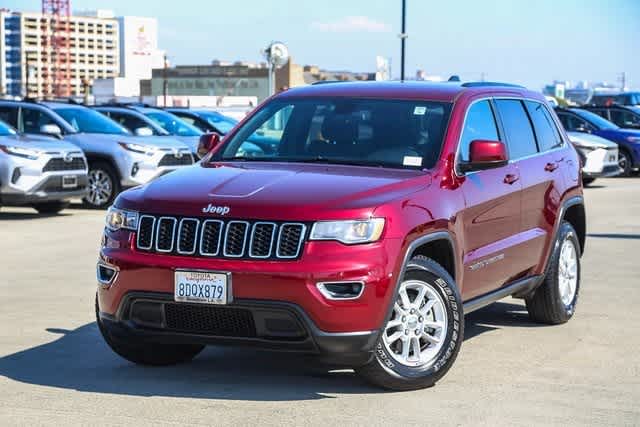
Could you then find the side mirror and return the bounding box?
[459,139,508,173]
[574,125,591,133]
[40,123,62,137]
[197,132,222,158]
[134,127,154,136]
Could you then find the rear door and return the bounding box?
[495,99,566,277]
[458,99,523,299]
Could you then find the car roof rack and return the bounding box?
[311,80,346,85]
[461,81,526,89]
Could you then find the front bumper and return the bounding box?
[1,172,88,205]
[97,292,378,366]
[119,150,194,187]
[581,147,621,177]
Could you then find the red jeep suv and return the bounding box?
[96,81,585,390]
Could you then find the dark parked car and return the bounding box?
[582,105,640,130]
[96,81,585,390]
[165,108,238,135]
[555,107,640,176]
[589,92,640,106]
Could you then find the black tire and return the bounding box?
[582,176,595,186]
[32,201,70,214]
[618,149,632,177]
[356,256,463,390]
[95,296,204,366]
[525,222,581,324]
[83,161,120,209]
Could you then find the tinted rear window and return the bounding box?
[525,101,562,151]
[494,99,538,159]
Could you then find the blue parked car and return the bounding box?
[555,107,640,176]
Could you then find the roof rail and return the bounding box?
[461,82,525,89]
[311,80,345,85]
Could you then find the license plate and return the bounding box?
[174,270,231,305]
[62,175,78,189]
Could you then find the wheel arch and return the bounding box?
[85,154,122,182]
[560,197,586,255]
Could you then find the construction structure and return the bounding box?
[0,7,119,98]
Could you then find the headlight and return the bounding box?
[626,136,640,143]
[310,218,385,244]
[0,145,41,159]
[572,144,596,152]
[105,206,139,231]
[118,142,156,155]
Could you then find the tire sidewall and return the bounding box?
[549,223,581,317]
[373,258,463,383]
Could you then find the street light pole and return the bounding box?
[163,54,168,107]
[400,0,407,82]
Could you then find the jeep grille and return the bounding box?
[136,215,306,260]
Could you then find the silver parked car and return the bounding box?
[0,119,88,214]
[0,100,195,208]
[568,131,621,185]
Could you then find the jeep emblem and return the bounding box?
[202,203,230,215]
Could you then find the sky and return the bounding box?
[5,0,640,90]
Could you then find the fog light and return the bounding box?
[316,281,364,300]
[97,263,118,287]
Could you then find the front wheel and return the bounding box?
[618,150,632,177]
[83,161,120,209]
[525,221,581,324]
[356,256,463,390]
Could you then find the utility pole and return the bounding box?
[399,0,407,81]
[163,53,168,107]
[620,72,626,91]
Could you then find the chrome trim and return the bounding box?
[222,220,250,258]
[136,215,156,250]
[316,281,365,300]
[176,218,200,255]
[96,262,119,288]
[248,221,276,258]
[199,219,224,257]
[276,223,307,259]
[155,216,177,253]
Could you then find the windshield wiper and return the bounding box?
[219,156,276,161]
[288,156,390,167]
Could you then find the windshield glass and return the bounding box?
[572,108,619,130]
[197,111,237,134]
[145,111,202,136]
[54,107,130,135]
[0,120,17,136]
[218,98,452,169]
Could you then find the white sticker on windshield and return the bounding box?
[413,106,427,115]
[403,156,423,166]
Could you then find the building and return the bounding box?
[0,9,120,97]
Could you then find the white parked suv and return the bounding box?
[0,120,88,214]
[568,131,621,185]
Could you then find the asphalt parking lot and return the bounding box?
[0,177,639,426]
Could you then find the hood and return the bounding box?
[64,133,191,150]
[164,135,200,153]
[567,132,617,149]
[594,128,640,143]
[0,133,84,154]
[117,162,430,220]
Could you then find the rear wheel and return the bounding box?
[95,296,204,366]
[356,256,463,390]
[32,201,69,214]
[526,222,580,324]
[582,176,595,186]
[83,161,119,209]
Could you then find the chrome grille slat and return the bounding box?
[136,216,305,260]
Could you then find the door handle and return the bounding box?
[504,173,519,185]
[545,162,559,172]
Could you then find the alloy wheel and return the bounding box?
[87,169,113,206]
[558,238,578,306]
[382,279,448,367]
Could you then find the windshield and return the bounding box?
[217,98,452,169]
[0,120,17,136]
[54,107,130,135]
[145,111,202,136]
[572,108,618,130]
[196,111,237,134]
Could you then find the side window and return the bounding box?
[610,110,640,128]
[559,113,590,132]
[590,109,608,120]
[459,100,500,162]
[0,106,19,128]
[494,99,538,159]
[524,101,562,151]
[110,112,148,133]
[21,108,58,134]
